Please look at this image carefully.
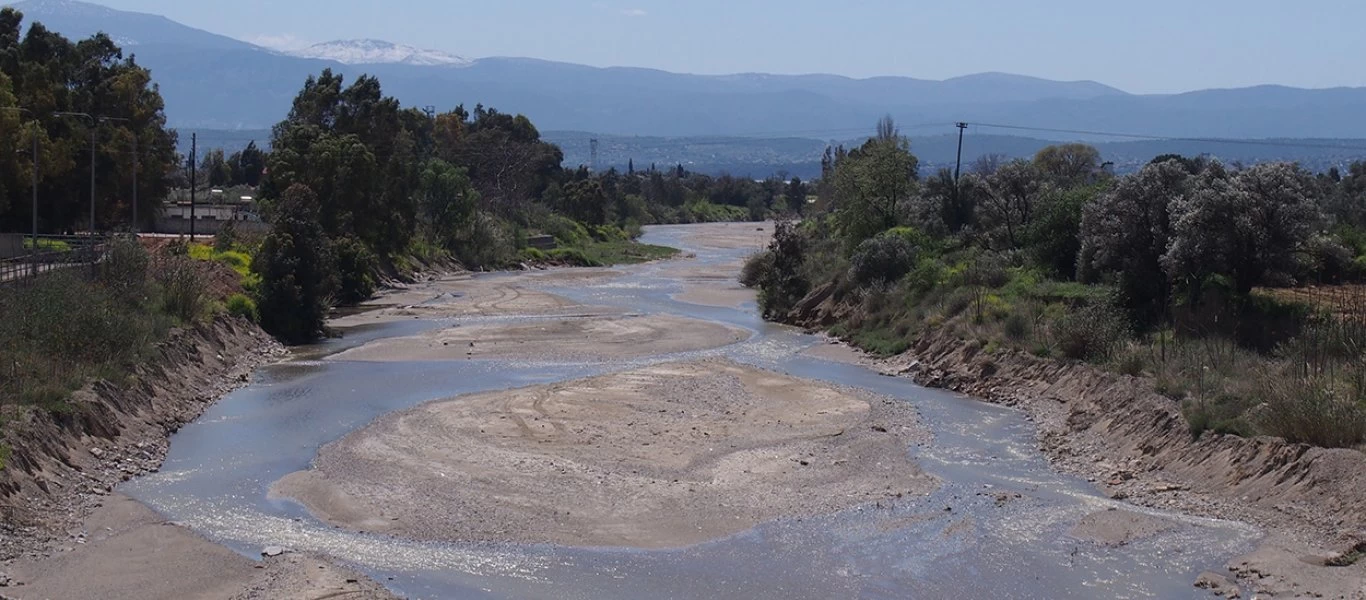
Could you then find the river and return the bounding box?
[123,223,1258,599]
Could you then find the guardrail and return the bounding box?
[0,235,110,284]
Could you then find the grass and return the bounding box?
[0,239,210,413]
[580,240,679,265]
[21,238,72,251]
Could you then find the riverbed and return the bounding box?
[123,222,1260,599]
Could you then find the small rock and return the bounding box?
[89,447,103,458]
[261,546,286,557]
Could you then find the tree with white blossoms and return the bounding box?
[1078,159,1189,325]
[1163,161,1321,296]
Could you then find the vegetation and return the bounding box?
[745,122,1366,450]
[0,238,214,413]
[0,8,179,234]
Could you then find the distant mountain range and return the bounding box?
[10,0,1366,173]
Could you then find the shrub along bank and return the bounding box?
[745,123,1366,450]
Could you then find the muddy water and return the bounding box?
[124,224,1259,599]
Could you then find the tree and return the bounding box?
[0,8,178,233]
[417,158,479,247]
[1163,162,1321,295]
[972,159,1046,250]
[784,177,807,214]
[1079,160,1191,326]
[253,184,338,344]
[831,119,919,249]
[200,149,231,187]
[235,141,266,186]
[1027,185,1097,279]
[1034,143,1100,186]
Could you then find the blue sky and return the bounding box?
[93,0,1364,94]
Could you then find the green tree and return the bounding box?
[253,184,338,344]
[1033,143,1101,186]
[201,149,231,187]
[831,118,919,249]
[0,9,178,233]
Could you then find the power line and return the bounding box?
[966,122,1366,153]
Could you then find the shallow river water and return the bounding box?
[124,224,1259,599]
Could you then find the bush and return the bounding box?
[226,293,259,322]
[100,236,150,303]
[546,248,601,267]
[537,213,592,247]
[850,229,920,286]
[1003,312,1030,342]
[1053,301,1130,360]
[1253,370,1366,448]
[214,219,238,252]
[740,250,775,288]
[156,256,208,323]
[332,236,378,305]
[755,220,810,318]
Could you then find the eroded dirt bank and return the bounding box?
[877,328,1366,598]
[272,359,934,549]
[0,317,398,599]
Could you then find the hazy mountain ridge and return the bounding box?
[11,0,1366,172]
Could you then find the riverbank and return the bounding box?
[271,359,934,549]
[0,317,400,599]
[828,325,1366,597]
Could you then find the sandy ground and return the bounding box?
[802,339,872,365]
[2,494,396,600]
[331,270,622,327]
[273,359,934,549]
[331,314,749,362]
[652,222,770,308]
[1067,508,1179,547]
[671,221,775,251]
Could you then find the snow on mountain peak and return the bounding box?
[289,39,470,67]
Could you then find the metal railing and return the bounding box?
[0,235,110,284]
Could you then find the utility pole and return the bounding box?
[953,122,968,188]
[189,132,197,241]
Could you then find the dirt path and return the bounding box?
[272,359,934,549]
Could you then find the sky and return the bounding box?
[88,0,1366,94]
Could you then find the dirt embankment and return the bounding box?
[0,317,399,599]
[272,359,934,550]
[878,328,1366,597]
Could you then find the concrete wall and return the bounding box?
[0,233,24,259]
[153,216,269,236]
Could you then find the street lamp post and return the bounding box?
[54,111,97,235]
